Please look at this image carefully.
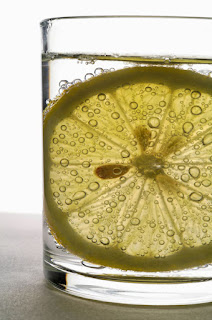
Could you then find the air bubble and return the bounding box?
[169,111,176,118]
[78,212,85,218]
[191,91,201,99]
[203,216,210,222]
[61,125,67,131]
[148,117,160,128]
[202,179,211,187]
[100,237,110,245]
[88,119,98,127]
[82,106,88,112]
[53,192,60,198]
[113,167,122,175]
[159,101,166,107]
[111,112,120,119]
[53,138,58,144]
[121,150,130,158]
[181,174,190,182]
[59,80,68,87]
[82,161,90,168]
[191,106,202,115]
[78,137,85,143]
[75,177,83,183]
[116,125,124,132]
[88,182,100,191]
[202,133,212,145]
[150,222,156,228]
[130,102,138,109]
[167,230,175,237]
[73,191,86,200]
[99,141,106,147]
[145,86,152,92]
[86,233,94,240]
[98,93,106,101]
[71,170,78,176]
[72,79,82,85]
[85,132,93,139]
[59,186,66,192]
[183,122,194,134]
[88,112,94,118]
[110,201,117,208]
[155,108,162,114]
[94,68,104,76]
[130,218,140,225]
[118,195,126,201]
[60,158,69,167]
[189,166,200,178]
[117,225,124,231]
[178,165,185,171]
[85,73,94,80]
[194,182,201,187]
[200,118,207,123]
[177,191,184,198]
[189,192,203,202]
[65,198,72,205]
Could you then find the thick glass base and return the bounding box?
[44,255,212,306]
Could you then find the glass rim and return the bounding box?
[40,15,212,27]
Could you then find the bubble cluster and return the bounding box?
[45,66,212,267]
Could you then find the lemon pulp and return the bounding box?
[44,67,212,271]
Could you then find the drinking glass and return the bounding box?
[41,16,212,305]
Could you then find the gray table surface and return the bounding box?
[1,213,212,320]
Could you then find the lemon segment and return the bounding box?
[44,67,212,271]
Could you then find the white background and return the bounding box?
[1,0,212,214]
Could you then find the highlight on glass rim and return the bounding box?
[42,16,212,305]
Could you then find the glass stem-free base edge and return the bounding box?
[44,258,212,306]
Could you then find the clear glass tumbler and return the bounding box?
[41,16,212,305]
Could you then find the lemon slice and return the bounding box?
[44,67,212,272]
